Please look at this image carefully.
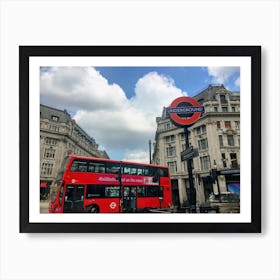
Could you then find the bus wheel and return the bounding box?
[90,205,99,213]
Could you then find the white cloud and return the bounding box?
[122,150,150,163]
[207,67,239,85]
[74,107,154,151]
[41,67,186,162]
[132,72,185,117]
[40,67,128,111]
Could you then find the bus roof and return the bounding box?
[67,155,168,169]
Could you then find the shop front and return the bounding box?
[40,181,50,200]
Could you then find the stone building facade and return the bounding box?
[40,104,108,199]
[152,85,240,208]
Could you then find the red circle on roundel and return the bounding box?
[169,96,202,126]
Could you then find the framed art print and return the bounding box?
[19,46,261,233]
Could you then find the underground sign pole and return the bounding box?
[167,96,204,213]
[183,125,196,213]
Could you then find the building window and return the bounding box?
[196,125,206,135]
[45,137,58,145]
[220,95,227,104]
[222,106,228,112]
[225,121,231,128]
[166,146,176,157]
[231,106,236,112]
[44,148,55,158]
[51,115,59,122]
[222,153,227,168]
[200,156,210,171]
[227,135,234,146]
[198,138,208,151]
[219,135,224,147]
[167,161,177,174]
[165,122,171,130]
[41,162,54,176]
[235,121,240,129]
[230,153,238,168]
[165,135,175,143]
[50,125,59,132]
[214,106,218,112]
[216,121,221,129]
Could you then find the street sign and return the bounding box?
[181,147,198,161]
[218,169,240,175]
[167,96,204,126]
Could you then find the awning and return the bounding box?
[40,182,47,188]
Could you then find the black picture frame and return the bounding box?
[19,46,261,233]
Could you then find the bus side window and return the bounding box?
[87,185,105,198]
[130,168,137,175]
[138,186,162,197]
[70,162,78,171]
[158,168,168,177]
[123,167,130,174]
[78,162,87,172]
[143,167,149,176]
[70,160,87,172]
[105,186,121,197]
[150,167,157,177]
[88,163,95,172]
[98,165,105,173]
[106,162,121,174]
[138,186,144,197]
[137,168,143,175]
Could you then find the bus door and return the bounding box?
[64,185,85,213]
[123,186,137,212]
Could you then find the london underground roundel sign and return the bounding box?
[167,96,204,126]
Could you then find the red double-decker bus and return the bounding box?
[49,155,172,213]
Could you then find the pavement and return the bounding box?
[40,200,49,213]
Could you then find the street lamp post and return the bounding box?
[149,140,152,164]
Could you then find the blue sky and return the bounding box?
[40,66,240,162]
[95,66,240,99]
